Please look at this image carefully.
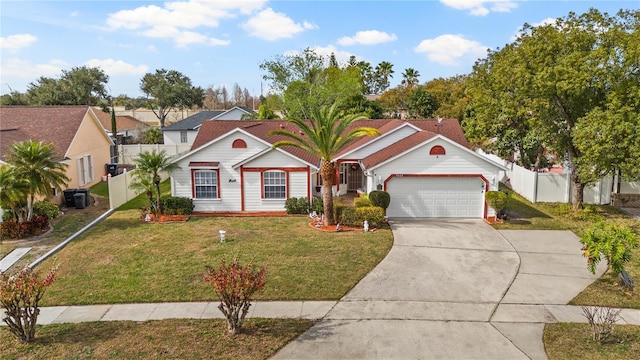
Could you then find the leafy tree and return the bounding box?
[0,91,29,105]
[423,76,470,122]
[401,68,420,88]
[378,86,410,118]
[374,61,394,94]
[341,94,384,119]
[131,150,179,216]
[268,103,379,225]
[260,48,362,120]
[142,127,163,144]
[0,165,29,222]
[355,61,376,95]
[466,9,637,208]
[406,87,437,118]
[6,140,69,221]
[580,222,638,276]
[140,69,205,128]
[26,66,109,105]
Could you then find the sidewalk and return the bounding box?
[25,301,640,326]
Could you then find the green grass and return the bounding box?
[90,181,109,198]
[40,213,393,305]
[0,318,313,360]
[544,323,640,359]
[117,180,171,211]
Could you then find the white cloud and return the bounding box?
[84,58,148,75]
[337,30,398,46]
[0,34,37,50]
[0,58,65,78]
[106,0,263,46]
[439,0,517,16]
[242,8,313,41]
[414,34,488,65]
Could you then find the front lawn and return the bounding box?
[0,318,313,360]
[40,212,393,305]
[544,323,640,359]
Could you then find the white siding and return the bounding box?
[372,138,501,192]
[163,130,198,145]
[244,149,310,168]
[215,108,250,120]
[347,126,417,159]
[172,133,269,212]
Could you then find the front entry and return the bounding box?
[347,165,364,191]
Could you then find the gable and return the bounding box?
[66,109,113,158]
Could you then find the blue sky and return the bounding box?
[1,1,636,98]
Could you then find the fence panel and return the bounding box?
[108,171,169,209]
[117,144,191,164]
[620,180,640,194]
[536,174,569,203]
[506,164,537,202]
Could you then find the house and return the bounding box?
[92,107,150,143]
[170,118,507,219]
[162,106,256,145]
[0,106,113,204]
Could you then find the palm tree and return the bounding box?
[268,103,380,225]
[0,165,29,222]
[375,61,394,93]
[131,150,180,215]
[7,140,69,221]
[401,68,420,88]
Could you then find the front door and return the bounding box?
[348,166,363,191]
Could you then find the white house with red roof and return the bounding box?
[170,118,507,219]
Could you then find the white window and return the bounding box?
[263,170,286,199]
[194,170,218,199]
[77,155,94,186]
[180,131,188,143]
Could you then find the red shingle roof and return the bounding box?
[0,106,92,162]
[190,118,470,169]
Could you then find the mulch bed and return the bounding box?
[310,219,373,232]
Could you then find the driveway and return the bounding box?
[273,219,606,360]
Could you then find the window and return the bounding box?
[77,155,94,186]
[194,170,218,198]
[263,170,286,199]
[180,131,188,143]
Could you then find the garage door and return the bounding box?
[386,176,484,218]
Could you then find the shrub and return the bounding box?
[354,196,372,208]
[0,216,49,239]
[311,197,323,214]
[285,197,311,214]
[0,265,58,342]
[356,206,386,227]
[580,222,638,276]
[33,200,60,220]
[333,205,356,226]
[485,191,508,211]
[581,306,621,343]
[369,190,391,210]
[203,257,266,334]
[160,196,194,215]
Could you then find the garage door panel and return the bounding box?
[387,176,484,218]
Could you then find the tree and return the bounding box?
[355,61,376,95]
[268,103,379,225]
[423,76,470,122]
[140,69,204,128]
[401,68,420,88]
[0,90,29,105]
[374,61,394,94]
[406,87,437,118]
[26,66,109,106]
[260,48,363,120]
[466,9,638,208]
[0,165,29,222]
[378,86,410,118]
[6,140,69,221]
[131,150,180,216]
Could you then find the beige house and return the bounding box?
[0,106,113,204]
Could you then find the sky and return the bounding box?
[1,0,637,99]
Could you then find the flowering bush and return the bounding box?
[203,257,266,334]
[0,265,58,342]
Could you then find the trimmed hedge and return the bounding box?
[369,191,391,210]
[33,200,60,220]
[354,196,372,208]
[335,205,385,227]
[285,197,311,214]
[160,196,194,215]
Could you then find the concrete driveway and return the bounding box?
[273,219,606,360]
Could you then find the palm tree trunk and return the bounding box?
[320,161,336,225]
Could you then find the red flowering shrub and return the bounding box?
[203,257,266,334]
[0,265,58,342]
[0,215,49,239]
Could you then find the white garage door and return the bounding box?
[386,176,484,218]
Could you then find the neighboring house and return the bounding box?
[162,106,257,145]
[170,118,507,219]
[0,106,113,204]
[92,107,150,143]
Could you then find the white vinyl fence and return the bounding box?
[117,144,191,165]
[107,170,169,210]
[477,150,637,205]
